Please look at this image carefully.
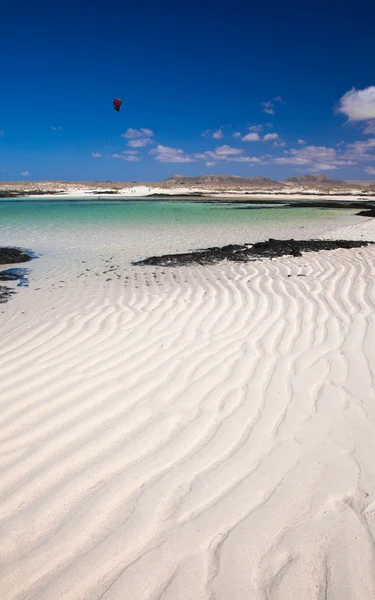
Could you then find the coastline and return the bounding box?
[1,180,375,203]
[1,216,375,598]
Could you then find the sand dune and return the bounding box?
[1,222,375,599]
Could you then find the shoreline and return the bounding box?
[2,190,375,210]
[1,180,375,203]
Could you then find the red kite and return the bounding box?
[113,98,122,112]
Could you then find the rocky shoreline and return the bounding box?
[0,247,35,303]
[135,238,373,267]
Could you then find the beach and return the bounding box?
[1,202,375,599]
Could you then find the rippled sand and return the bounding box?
[1,218,375,599]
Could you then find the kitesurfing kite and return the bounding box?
[113,98,122,112]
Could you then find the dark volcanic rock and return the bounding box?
[0,248,35,303]
[0,286,15,303]
[134,238,373,267]
[92,190,119,194]
[0,247,34,264]
[356,208,375,217]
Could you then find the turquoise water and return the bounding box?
[0,198,360,268]
[0,198,357,227]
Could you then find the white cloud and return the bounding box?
[20,171,30,176]
[298,139,306,145]
[263,132,285,147]
[365,166,375,175]
[261,103,275,116]
[231,156,261,163]
[149,145,195,163]
[123,128,154,139]
[241,132,260,142]
[51,126,62,131]
[212,129,224,139]
[202,129,224,139]
[122,128,155,148]
[261,96,283,115]
[209,145,243,156]
[234,125,263,141]
[205,161,216,167]
[344,138,375,160]
[272,145,355,171]
[128,138,154,148]
[92,152,102,158]
[112,153,142,162]
[337,87,375,121]
[263,132,279,142]
[196,145,261,163]
[364,120,375,134]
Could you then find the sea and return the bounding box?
[0,197,362,285]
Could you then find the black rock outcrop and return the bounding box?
[0,247,34,264]
[134,238,373,267]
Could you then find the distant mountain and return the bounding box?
[163,174,279,187]
[283,174,345,186]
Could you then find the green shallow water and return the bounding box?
[0,198,361,268]
[0,197,357,227]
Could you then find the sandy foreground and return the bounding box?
[1,219,375,599]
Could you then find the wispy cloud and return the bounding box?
[196,145,261,163]
[202,129,224,139]
[20,171,30,176]
[205,161,216,167]
[262,132,286,147]
[241,132,261,142]
[234,125,264,141]
[128,138,153,148]
[364,120,375,134]
[123,128,154,138]
[272,145,356,171]
[261,96,283,115]
[150,145,195,163]
[365,166,375,175]
[113,152,142,162]
[91,152,102,158]
[344,138,375,158]
[298,139,306,145]
[51,126,62,131]
[263,133,279,142]
[213,129,224,140]
[122,128,155,148]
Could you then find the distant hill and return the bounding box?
[283,174,345,186]
[163,174,280,187]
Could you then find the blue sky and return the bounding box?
[1,0,375,181]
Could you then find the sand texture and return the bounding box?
[1,220,375,599]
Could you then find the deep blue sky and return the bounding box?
[1,0,375,181]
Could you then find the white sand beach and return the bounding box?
[1,216,375,599]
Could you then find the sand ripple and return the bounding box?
[1,241,375,599]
